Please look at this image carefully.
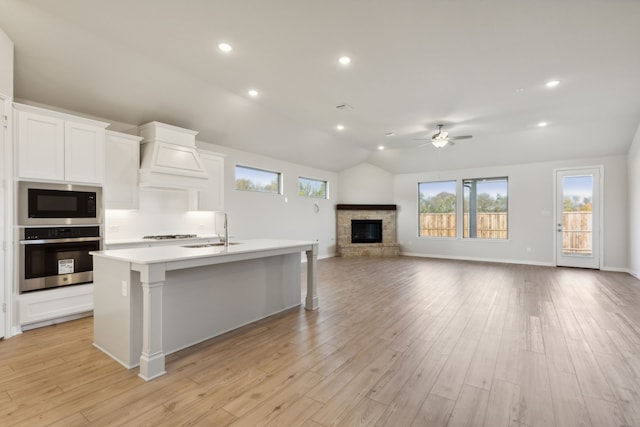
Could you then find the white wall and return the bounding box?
[0,27,13,97]
[394,155,628,270]
[628,122,640,277]
[338,163,393,204]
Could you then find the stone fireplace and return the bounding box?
[336,204,400,257]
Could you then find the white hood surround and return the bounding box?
[138,121,208,190]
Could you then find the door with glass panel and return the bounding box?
[555,168,600,269]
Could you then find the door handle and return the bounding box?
[557,224,563,232]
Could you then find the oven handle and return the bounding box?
[20,237,102,245]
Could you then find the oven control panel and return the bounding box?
[23,226,101,240]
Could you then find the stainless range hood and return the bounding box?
[138,121,209,190]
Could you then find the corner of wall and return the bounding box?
[628,120,640,279]
[338,162,394,204]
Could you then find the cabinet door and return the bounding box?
[105,132,141,209]
[64,121,105,184]
[17,110,65,180]
[189,152,225,211]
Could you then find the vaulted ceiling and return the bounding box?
[1,0,639,173]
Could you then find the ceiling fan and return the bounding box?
[414,124,473,148]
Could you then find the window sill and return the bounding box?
[458,238,511,243]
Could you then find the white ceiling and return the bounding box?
[1,0,640,174]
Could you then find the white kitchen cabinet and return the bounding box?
[104,130,143,209]
[19,284,93,327]
[14,103,108,184]
[16,108,65,180]
[188,150,225,211]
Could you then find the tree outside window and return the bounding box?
[298,177,328,199]
[463,177,508,239]
[235,165,281,194]
[418,180,457,237]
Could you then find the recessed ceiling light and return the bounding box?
[384,132,396,137]
[218,42,233,53]
[545,80,560,88]
[378,145,385,150]
[538,121,548,127]
[338,56,351,65]
[248,89,259,97]
[336,124,345,131]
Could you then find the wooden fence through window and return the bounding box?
[419,211,592,252]
[562,211,592,254]
[419,213,507,238]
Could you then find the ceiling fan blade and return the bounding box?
[449,135,472,141]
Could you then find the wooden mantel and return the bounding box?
[336,204,397,211]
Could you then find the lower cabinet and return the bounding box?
[19,284,93,327]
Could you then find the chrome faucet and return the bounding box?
[218,212,229,247]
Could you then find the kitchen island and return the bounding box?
[91,239,318,381]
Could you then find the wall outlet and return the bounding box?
[109,225,119,232]
[198,224,205,230]
[121,281,128,297]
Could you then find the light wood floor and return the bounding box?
[1,257,640,426]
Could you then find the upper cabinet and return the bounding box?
[188,150,225,211]
[14,103,108,184]
[104,130,143,209]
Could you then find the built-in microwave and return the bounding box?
[18,181,103,226]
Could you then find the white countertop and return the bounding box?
[91,238,317,265]
[104,235,220,245]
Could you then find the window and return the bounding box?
[235,165,281,194]
[463,177,508,239]
[418,180,457,237]
[298,177,328,199]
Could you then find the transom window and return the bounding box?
[298,177,328,199]
[235,165,281,194]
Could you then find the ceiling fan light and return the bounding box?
[432,139,448,148]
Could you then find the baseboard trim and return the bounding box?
[601,266,630,273]
[400,252,555,267]
[21,311,93,331]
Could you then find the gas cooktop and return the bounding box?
[142,234,198,240]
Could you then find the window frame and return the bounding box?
[234,164,283,194]
[417,179,458,238]
[462,176,509,240]
[298,176,329,199]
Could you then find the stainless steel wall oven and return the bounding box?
[17,181,103,293]
[19,226,101,293]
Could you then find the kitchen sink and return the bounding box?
[182,242,242,248]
